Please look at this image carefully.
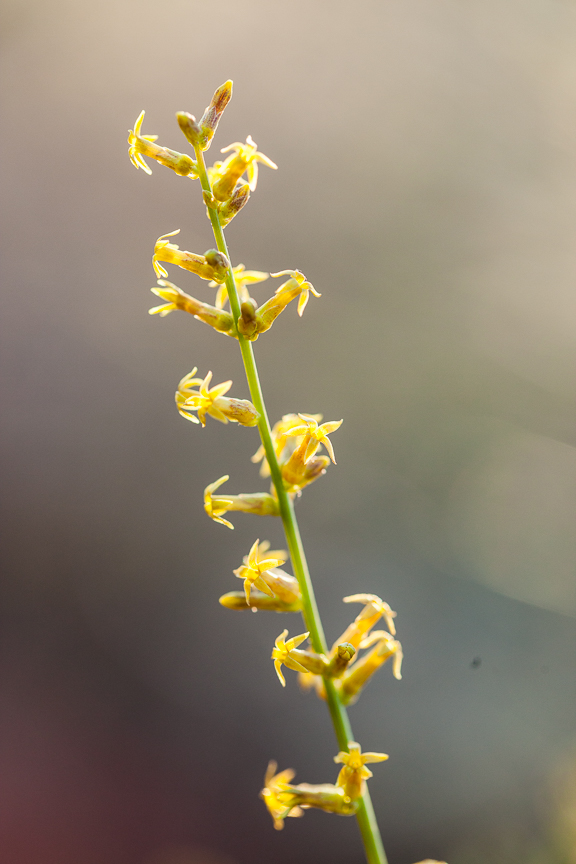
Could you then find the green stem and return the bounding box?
[194,147,388,864]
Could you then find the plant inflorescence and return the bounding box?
[128,80,445,864]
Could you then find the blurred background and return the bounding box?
[2,1,576,862]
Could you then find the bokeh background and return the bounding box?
[2,1,576,862]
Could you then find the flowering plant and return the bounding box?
[128,81,444,864]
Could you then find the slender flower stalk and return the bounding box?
[129,81,441,864]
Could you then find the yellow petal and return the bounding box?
[275,629,288,648]
[297,290,309,317]
[274,660,286,687]
[362,752,389,764]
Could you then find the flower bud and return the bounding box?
[197,80,233,150]
[218,182,250,227]
[176,111,202,148]
[219,591,302,613]
[326,643,356,678]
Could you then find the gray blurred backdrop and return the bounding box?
[2,1,576,863]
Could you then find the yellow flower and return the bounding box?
[175,369,259,427]
[260,762,304,830]
[203,475,279,530]
[251,413,323,477]
[271,629,311,686]
[334,742,388,800]
[285,413,343,464]
[270,270,321,317]
[342,593,397,639]
[210,135,277,202]
[260,762,358,827]
[212,265,269,311]
[340,631,403,705]
[148,281,234,335]
[359,630,404,680]
[128,111,198,177]
[233,539,286,604]
[152,230,229,283]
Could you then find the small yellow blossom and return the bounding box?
[175,368,259,427]
[212,265,270,311]
[203,475,279,530]
[334,742,388,800]
[340,631,403,705]
[210,135,277,202]
[148,280,234,334]
[128,111,198,177]
[252,413,323,477]
[271,629,311,686]
[285,414,343,464]
[282,453,330,496]
[359,630,404,680]
[342,593,397,639]
[228,539,300,606]
[204,475,235,529]
[260,761,358,828]
[326,642,356,677]
[152,230,229,283]
[251,271,320,337]
[233,539,286,605]
[260,762,304,830]
[271,270,321,317]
